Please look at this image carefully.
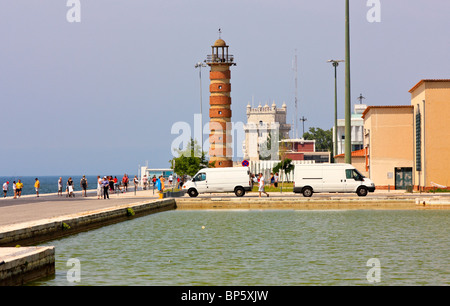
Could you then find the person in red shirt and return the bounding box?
[122,174,129,192]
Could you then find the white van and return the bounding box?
[293,163,375,197]
[182,167,253,197]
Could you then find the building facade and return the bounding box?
[362,105,414,189]
[340,79,450,191]
[280,139,331,163]
[410,79,450,191]
[242,102,291,161]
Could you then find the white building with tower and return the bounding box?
[242,102,291,161]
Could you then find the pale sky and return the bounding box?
[0,1,449,176]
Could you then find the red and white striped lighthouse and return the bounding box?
[205,35,236,168]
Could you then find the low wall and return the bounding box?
[175,197,419,210]
[0,247,55,286]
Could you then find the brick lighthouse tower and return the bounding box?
[205,33,236,168]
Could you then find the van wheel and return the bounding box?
[188,188,198,197]
[302,187,313,197]
[357,186,368,197]
[234,187,245,197]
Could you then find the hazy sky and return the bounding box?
[0,1,449,176]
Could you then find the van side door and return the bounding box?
[344,169,362,192]
[193,172,208,193]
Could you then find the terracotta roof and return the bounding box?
[334,148,366,159]
[213,39,227,47]
[409,79,450,93]
[361,105,413,119]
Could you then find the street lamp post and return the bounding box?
[195,62,207,155]
[327,59,344,162]
[345,0,352,164]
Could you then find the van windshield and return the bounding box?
[346,169,365,180]
[193,173,206,181]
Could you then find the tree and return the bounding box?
[272,158,294,193]
[169,138,214,177]
[303,127,333,152]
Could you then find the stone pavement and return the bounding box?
[0,188,161,228]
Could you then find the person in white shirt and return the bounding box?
[258,173,269,198]
[142,175,148,190]
[58,177,63,196]
[97,176,103,199]
[2,181,9,198]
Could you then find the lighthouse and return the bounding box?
[205,34,236,168]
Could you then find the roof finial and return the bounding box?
[218,28,222,39]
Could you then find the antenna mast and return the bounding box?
[293,49,299,139]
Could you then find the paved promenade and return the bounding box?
[0,188,161,228]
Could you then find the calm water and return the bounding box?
[32,210,449,286]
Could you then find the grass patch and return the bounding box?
[251,182,293,193]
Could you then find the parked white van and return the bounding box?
[182,167,253,197]
[293,163,375,197]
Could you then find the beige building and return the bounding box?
[362,106,414,189]
[410,79,450,191]
[343,79,450,191]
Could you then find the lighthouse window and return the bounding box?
[218,85,222,89]
[218,111,222,114]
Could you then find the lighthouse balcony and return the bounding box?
[206,54,235,64]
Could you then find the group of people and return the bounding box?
[1,174,142,200]
[96,174,139,199]
[2,178,40,199]
[56,176,88,198]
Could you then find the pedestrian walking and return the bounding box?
[13,181,16,199]
[258,173,269,198]
[270,173,275,187]
[114,176,119,192]
[122,174,129,192]
[109,176,115,194]
[2,181,9,198]
[16,179,23,198]
[34,178,40,197]
[274,173,279,188]
[80,175,88,197]
[97,176,102,199]
[58,177,63,196]
[142,175,148,190]
[102,176,110,199]
[133,175,139,192]
[67,177,74,197]
[168,174,173,187]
